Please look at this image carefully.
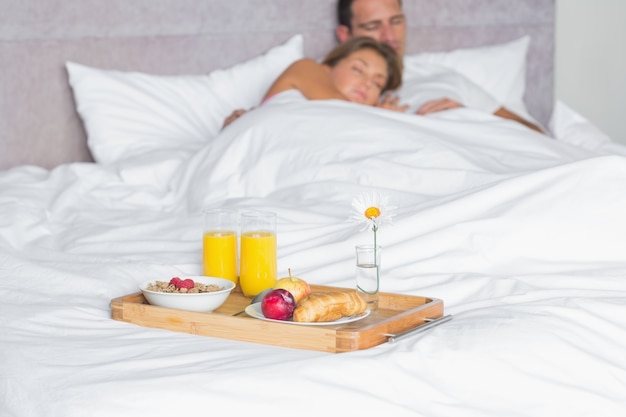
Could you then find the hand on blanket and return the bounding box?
[376,94,409,113]
[416,98,463,115]
[416,99,545,133]
[222,109,249,129]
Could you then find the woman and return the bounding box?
[223,36,405,127]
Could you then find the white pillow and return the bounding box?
[403,36,532,120]
[67,34,304,166]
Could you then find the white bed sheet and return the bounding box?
[2,91,626,417]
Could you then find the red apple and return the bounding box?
[273,275,311,304]
[261,289,296,320]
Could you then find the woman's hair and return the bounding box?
[321,36,402,93]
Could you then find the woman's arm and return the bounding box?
[222,109,248,129]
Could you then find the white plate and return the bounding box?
[245,302,370,326]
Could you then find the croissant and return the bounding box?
[292,291,367,322]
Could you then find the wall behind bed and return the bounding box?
[0,0,555,170]
[556,0,626,143]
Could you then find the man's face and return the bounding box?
[339,0,407,57]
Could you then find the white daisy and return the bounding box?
[349,192,395,232]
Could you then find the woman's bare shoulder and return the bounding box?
[285,58,322,72]
[265,57,341,102]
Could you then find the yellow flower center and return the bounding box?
[364,206,381,219]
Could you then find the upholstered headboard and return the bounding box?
[0,0,554,170]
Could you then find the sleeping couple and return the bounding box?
[224,0,543,133]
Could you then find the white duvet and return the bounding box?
[2,91,626,417]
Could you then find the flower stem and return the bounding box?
[356,224,380,296]
[373,224,379,293]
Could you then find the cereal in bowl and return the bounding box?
[146,277,222,294]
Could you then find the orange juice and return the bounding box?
[239,231,277,297]
[202,231,237,283]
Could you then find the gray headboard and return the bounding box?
[0,0,554,170]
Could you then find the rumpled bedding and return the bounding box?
[1,90,626,417]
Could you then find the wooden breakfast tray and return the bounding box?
[110,284,448,353]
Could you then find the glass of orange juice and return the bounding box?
[239,211,277,297]
[203,209,238,284]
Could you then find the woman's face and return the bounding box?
[326,48,388,106]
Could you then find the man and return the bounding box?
[335,0,543,133]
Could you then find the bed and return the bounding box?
[2,1,626,416]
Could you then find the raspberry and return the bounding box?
[169,277,182,288]
[178,278,195,290]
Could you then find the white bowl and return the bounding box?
[140,276,236,313]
